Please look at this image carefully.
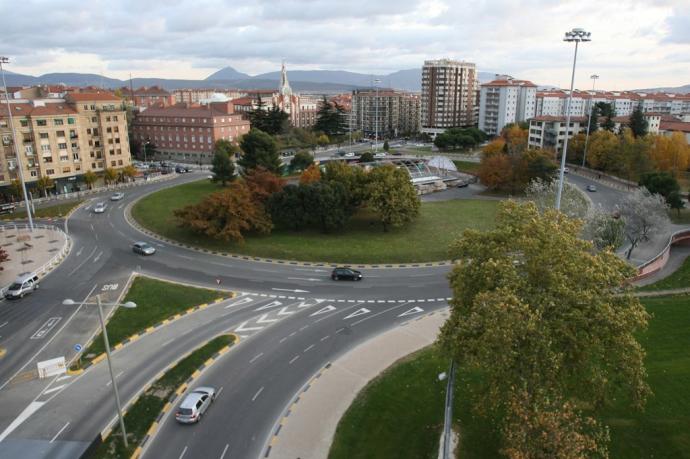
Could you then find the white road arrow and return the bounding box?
[256,314,279,324]
[296,299,324,308]
[235,321,263,333]
[225,297,254,309]
[271,288,310,293]
[255,301,282,311]
[398,306,424,317]
[287,277,323,282]
[343,308,371,320]
[277,307,296,316]
[310,305,336,316]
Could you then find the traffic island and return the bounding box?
[0,199,84,221]
[88,333,236,459]
[71,276,233,371]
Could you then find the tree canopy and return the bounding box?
[289,150,314,172]
[314,97,346,137]
[366,164,420,231]
[629,106,648,138]
[238,129,282,174]
[211,139,237,185]
[439,200,650,457]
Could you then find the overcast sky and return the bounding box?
[1,0,688,90]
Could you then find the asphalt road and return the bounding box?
[0,169,626,459]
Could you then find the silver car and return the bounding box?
[4,273,39,299]
[175,387,216,424]
[132,242,156,255]
[93,202,107,213]
[111,192,125,201]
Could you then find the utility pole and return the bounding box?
[374,78,381,152]
[581,74,599,168]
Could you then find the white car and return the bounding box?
[110,192,125,201]
[374,152,387,158]
[344,152,356,158]
[93,202,107,213]
[175,387,216,423]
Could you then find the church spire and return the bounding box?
[279,60,292,96]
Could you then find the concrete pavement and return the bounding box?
[267,309,447,459]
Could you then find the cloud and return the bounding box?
[663,10,690,43]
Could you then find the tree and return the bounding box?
[596,102,616,132]
[301,181,352,232]
[9,179,24,200]
[243,166,285,203]
[83,170,97,190]
[482,138,506,156]
[239,129,282,174]
[316,134,330,147]
[359,151,374,163]
[583,207,626,251]
[211,139,238,185]
[649,132,689,177]
[247,95,269,133]
[264,104,290,136]
[121,165,137,181]
[289,150,313,172]
[525,178,589,220]
[501,124,528,155]
[174,181,271,243]
[299,163,321,184]
[267,184,310,231]
[619,129,653,181]
[478,153,512,190]
[0,247,8,271]
[103,167,118,185]
[35,176,54,198]
[586,130,622,172]
[619,187,671,259]
[639,171,685,216]
[439,201,650,456]
[366,164,420,231]
[314,97,346,137]
[322,160,369,209]
[629,106,648,138]
[383,140,389,152]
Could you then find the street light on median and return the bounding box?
[582,74,599,168]
[555,28,591,211]
[63,296,137,448]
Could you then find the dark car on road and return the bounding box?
[132,241,156,255]
[331,267,363,281]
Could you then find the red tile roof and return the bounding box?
[482,79,537,88]
[660,121,690,133]
[0,102,78,117]
[531,115,588,123]
[66,91,120,102]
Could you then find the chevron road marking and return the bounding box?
[343,308,371,320]
[310,305,336,316]
[398,306,425,317]
[255,301,283,311]
[256,314,279,324]
[235,322,264,333]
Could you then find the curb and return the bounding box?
[128,334,240,459]
[124,193,454,270]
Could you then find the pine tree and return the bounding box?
[629,106,648,138]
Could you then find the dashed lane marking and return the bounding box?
[42,384,66,395]
[303,344,314,353]
[288,355,300,365]
[220,444,230,459]
[252,386,264,402]
[250,353,264,364]
[49,422,70,443]
[179,446,188,459]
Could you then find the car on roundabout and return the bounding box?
[331,267,363,281]
[110,192,125,201]
[93,202,107,213]
[587,184,597,192]
[175,387,216,424]
[132,241,156,256]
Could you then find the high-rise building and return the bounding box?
[421,59,477,137]
[479,77,537,136]
[351,89,420,138]
[0,90,132,194]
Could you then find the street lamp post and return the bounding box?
[1,57,34,231]
[581,74,599,168]
[555,28,591,211]
[374,78,381,152]
[63,296,137,448]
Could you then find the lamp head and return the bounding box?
[62,299,76,305]
[122,301,137,309]
[563,28,592,42]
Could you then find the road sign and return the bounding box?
[74,344,82,352]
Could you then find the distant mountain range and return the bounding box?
[2,66,498,93]
[633,84,690,94]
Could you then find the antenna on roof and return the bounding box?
[129,72,135,107]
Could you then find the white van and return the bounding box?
[5,273,39,299]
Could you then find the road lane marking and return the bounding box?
[105,371,124,387]
[303,344,314,353]
[92,251,103,263]
[0,401,45,442]
[250,353,263,364]
[217,386,224,398]
[42,384,66,395]
[49,422,69,443]
[287,277,323,282]
[179,446,188,459]
[279,337,287,343]
[310,305,336,316]
[255,300,282,311]
[351,303,411,327]
[30,317,62,340]
[343,308,370,320]
[252,386,264,401]
[56,375,71,382]
[289,355,300,365]
[399,306,424,317]
[0,321,7,329]
[320,335,330,341]
[256,314,278,324]
[220,444,230,459]
[235,321,263,333]
[76,247,83,257]
[67,246,98,276]
[224,296,254,309]
[162,338,175,347]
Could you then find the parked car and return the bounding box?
[344,152,356,158]
[132,241,156,255]
[587,184,597,192]
[0,203,16,215]
[374,152,387,158]
[563,167,570,174]
[4,273,39,299]
[175,166,184,173]
[175,387,216,424]
[93,202,107,213]
[331,267,363,281]
[110,192,125,201]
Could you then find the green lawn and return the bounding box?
[453,160,481,175]
[94,334,234,458]
[639,256,690,291]
[132,180,499,264]
[330,295,690,458]
[1,200,83,220]
[82,277,228,359]
[670,208,690,225]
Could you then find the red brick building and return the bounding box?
[120,86,175,108]
[131,102,250,164]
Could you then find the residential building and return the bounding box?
[0,90,132,194]
[173,88,245,105]
[119,86,175,108]
[479,77,537,136]
[421,59,477,136]
[609,114,661,135]
[527,116,588,152]
[659,119,690,143]
[130,101,250,164]
[351,88,421,138]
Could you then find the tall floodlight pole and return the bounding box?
[1,57,34,231]
[555,28,591,211]
[374,78,381,152]
[581,74,599,168]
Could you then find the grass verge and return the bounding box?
[670,208,690,225]
[638,256,690,291]
[0,199,83,220]
[132,180,499,263]
[92,334,235,458]
[80,277,229,361]
[329,295,690,458]
[453,160,480,175]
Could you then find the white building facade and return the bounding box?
[478,78,537,136]
[421,59,477,137]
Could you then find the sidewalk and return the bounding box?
[266,310,448,459]
[0,224,70,289]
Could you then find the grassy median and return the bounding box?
[0,199,83,220]
[82,277,228,360]
[453,160,480,175]
[330,295,690,458]
[132,180,499,263]
[638,256,690,292]
[93,334,235,459]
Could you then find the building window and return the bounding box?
[111,161,116,167]
[30,170,38,177]
[25,145,34,154]
[118,160,123,166]
[113,116,118,121]
[54,119,64,126]
[90,105,96,110]
[46,169,55,175]
[41,144,50,152]
[91,117,97,123]
[36,119,47,126]
[43,157,53,163]
[57,130,65,137]
[68,117,75,124]
[58,143,68,150]
[107,127,112,133]
[62,167,71,173]
[20,119,28,127]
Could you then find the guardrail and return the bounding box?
[0,223,71,294]
[634,228,690,280]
